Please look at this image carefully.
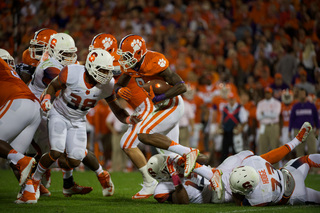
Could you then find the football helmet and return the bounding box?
[89,33,117,54]
[281,89,293,105]
[117,34,147,69]
[85,49,114,84]
[229,166,260,195]
[29,28,57,60]
[47,33,77,66]
[147,154,171,182]
[0,48,15,68]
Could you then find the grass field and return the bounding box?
[0,169,319,213]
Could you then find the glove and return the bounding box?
[125,112,142,125]
[117,87,132,101]
[40,94,52,112]
[15,63,36,75]
[166,156,177,176]
[143,86,166,105]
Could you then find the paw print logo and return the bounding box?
[102,37,113,49]
[158,58,166,67]
[131,39,142,52]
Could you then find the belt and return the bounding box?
[277,168,295,205]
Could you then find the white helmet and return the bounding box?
[47,33,77,66]
[147,154,170,182]
[229,166,260,195]
[85,49,114,84]
[0,48,15,68]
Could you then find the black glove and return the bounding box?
[15,63,36,76]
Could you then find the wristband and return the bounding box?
[152,93,166,103]
[175,81,185,85]
[171,174,182,187]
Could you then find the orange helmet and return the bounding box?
[89,33,117,54]
[29,28,57,60]
[117,34,147,69]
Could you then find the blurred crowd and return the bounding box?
[1,0,320,169]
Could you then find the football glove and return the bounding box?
[125,112,142,125]
[40,94,52,112]
[117,87,132,101]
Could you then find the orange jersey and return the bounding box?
[0,58,38,106]
[93,100,111,134]
[22,49,39,67]
[281,103,293,127]
[243,101,257,127]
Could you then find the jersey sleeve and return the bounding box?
[143,52,169,76]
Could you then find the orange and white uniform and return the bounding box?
[22,49,39,67]
[0,58,41,153]
[121,51,184,153]
[280,102,294,145]
[49,64,114,160]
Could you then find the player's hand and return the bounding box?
[125,112,142,125]
[40,94,52,112]
[166,156,177,176]
[15,63,36,75]
[144,86,165,105]
[117,87,132,101]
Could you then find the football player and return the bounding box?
[29,49,141,204]
[147,122,313,204]
[115,34,199,178]
[89,33,157,199]
[16,28,57,84]
[0,50,41,203]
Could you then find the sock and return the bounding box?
[139,165,154,183]
[95,164,103,176]
[7,149,24,165]
[306,154,320,168]
[285,138,300,151]
[62,169,73,179]
[192,163,213,180]
[260,144,294,164]
[33,162,47,181]
[63,176,74,189]
[167,141,192,156]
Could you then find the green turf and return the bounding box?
[0,169,319,212]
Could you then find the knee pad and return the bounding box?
[68,147,86,161]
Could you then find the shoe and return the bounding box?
[97,171,114,196]
[40,184,51,197]
[132,180,157,199]
[41,169,51,188]
[295,122,312,142]
[184,148,199,177]
[32,178,41,200]
[63,183,93,197]
[15,179,37,204]
[210,169,223,200]
[16,157,36,186]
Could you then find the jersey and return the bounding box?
[241,156,284,206]
[0,58,38,107]
[22,49,39,67]
[281,103,293,127]
[53,64,114,121]
[28,56,63,99]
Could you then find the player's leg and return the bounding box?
[138,96,199,177]
[121,124,156,199]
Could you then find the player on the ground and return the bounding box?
[16,28,57,84]
[0,50,41,203]
[29,49,141,203]
[147,122,312,204]
[89,33,157,199]
[115,34,199,178]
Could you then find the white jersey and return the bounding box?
[241,156,284,206]
[29,57,63,99]
[154,173,212,204]
[53,64,114,121]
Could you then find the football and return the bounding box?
[143,79,172,95]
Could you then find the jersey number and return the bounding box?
[67,93,96,111]
[265,162,282,192]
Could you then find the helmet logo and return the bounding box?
[158,58,166,67]
[89,52,98,62]
[242,181,253,189]
[131,39,142,52]
[102,37,113,50]
[50,38,57,48]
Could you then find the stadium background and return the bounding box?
[1,0,320,172]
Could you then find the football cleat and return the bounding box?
[132,180,157,199]
[15,179,37,204]
[40,184,51,197]
[63,183,93,197]
[210,169,223,200]
[41,169,51,188]
[32,178,41,200]
[295,122,312,143]
[184,148,199,177]
[97,171,114,196]
[16,156,36,186]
